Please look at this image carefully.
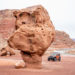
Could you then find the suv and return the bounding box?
[48,52,61,61]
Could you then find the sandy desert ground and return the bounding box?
[0,51,75,75]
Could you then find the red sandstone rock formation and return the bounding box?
[0,10,16,56]
[0,46,15,56]
[51,30,75,48]
[0,9,16,39]
[8,5,55,68]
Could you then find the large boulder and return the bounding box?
[8,5,55,68]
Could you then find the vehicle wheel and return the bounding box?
[53,58,57,61]
[48,58,50,61]
[58,57,61,61]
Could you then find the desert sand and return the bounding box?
[0,51,75,75]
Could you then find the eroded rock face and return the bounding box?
[0,9,16,39]
[8,5,55,68]
[0,46,15,56]
[0,10,16,56]
[51,30,75,48]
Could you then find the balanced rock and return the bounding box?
[8,5,55,68]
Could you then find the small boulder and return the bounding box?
[15,60,25,69]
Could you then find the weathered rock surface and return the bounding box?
[15,60,25,69]
[0,10,16,56]
[51,30,75,48]
[0,9,16,39]
[8,5,55,68]
[0,46,15,56]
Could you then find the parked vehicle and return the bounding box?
[48,52,61,61]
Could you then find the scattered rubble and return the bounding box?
[0,46,15,56]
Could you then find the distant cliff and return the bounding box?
[0,9,16,39]
[51,30,75,48]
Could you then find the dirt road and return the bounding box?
[0,54,75,75]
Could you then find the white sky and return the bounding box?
[0,0,75,38]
